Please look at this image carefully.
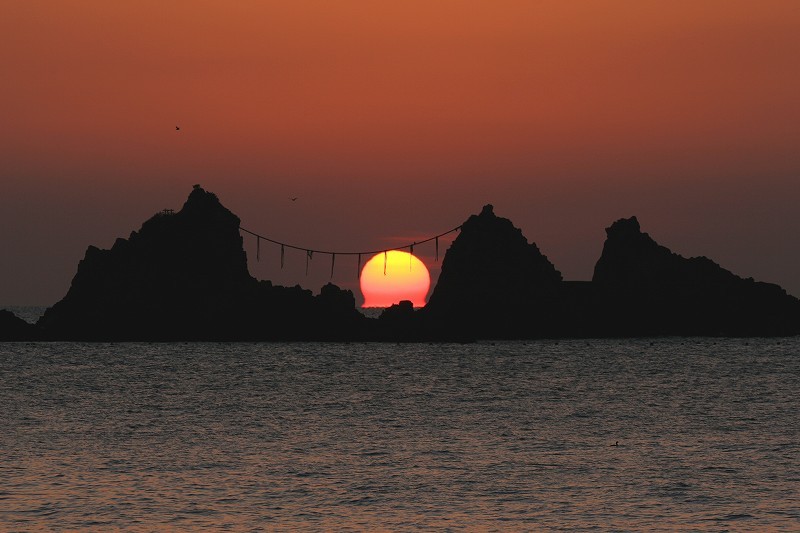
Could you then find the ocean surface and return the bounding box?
[1,337,799,531]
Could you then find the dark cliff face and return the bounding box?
[37,187,365,340]
[593,216,664,286]
[38,187,254,339]
[30,191,800,340]
[421,204,562,338]
[0,310,38,341]
[590,216,800,336]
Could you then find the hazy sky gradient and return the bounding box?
[2,1,799,305]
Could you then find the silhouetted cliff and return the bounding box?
[38,186,366,340]
[420,204,562,338]
[28,190,800,341]
[587,216,800,336]
[0,310,37,341]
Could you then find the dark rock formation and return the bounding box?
[371,300,426,340]
[420,204,562,338]
[0,310,38,341]
[588,216,800,336]
[38,187,367,340]
[30,189,800,341]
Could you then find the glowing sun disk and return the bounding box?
[360,250,430,307]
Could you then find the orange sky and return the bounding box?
[2,1,799,305]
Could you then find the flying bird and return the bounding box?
[290,197,298,202]
[175,126,180,131]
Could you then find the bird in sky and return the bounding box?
[175,126,180,131]
[290,197,298,202]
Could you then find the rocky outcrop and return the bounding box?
[589,216,800,336]
[0,310,38,341]
[37,186,367,340]
[28,189,800,341]
[420,204,563,338]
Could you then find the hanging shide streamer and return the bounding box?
[409,243,414,271]
[238,224,462,279]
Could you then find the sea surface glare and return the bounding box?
[1,339,799,530]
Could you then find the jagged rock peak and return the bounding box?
[448,204,562,280]
[458,203,538,248]
[606,216,641,236]
[37,186,253,339]
[593,216,674,284]
[595,215,663,270]
[423,204,563,336]
[591,214,800,335]
[156,185,234,222]
[183,185,225,213]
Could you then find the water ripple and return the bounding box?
[1,338,799,530]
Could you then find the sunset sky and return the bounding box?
[2,1,799,306]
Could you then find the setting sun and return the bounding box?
[360,250,431,308]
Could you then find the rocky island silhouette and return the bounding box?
[3,186,799,341]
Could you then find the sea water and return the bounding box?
[1,338,798,530]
